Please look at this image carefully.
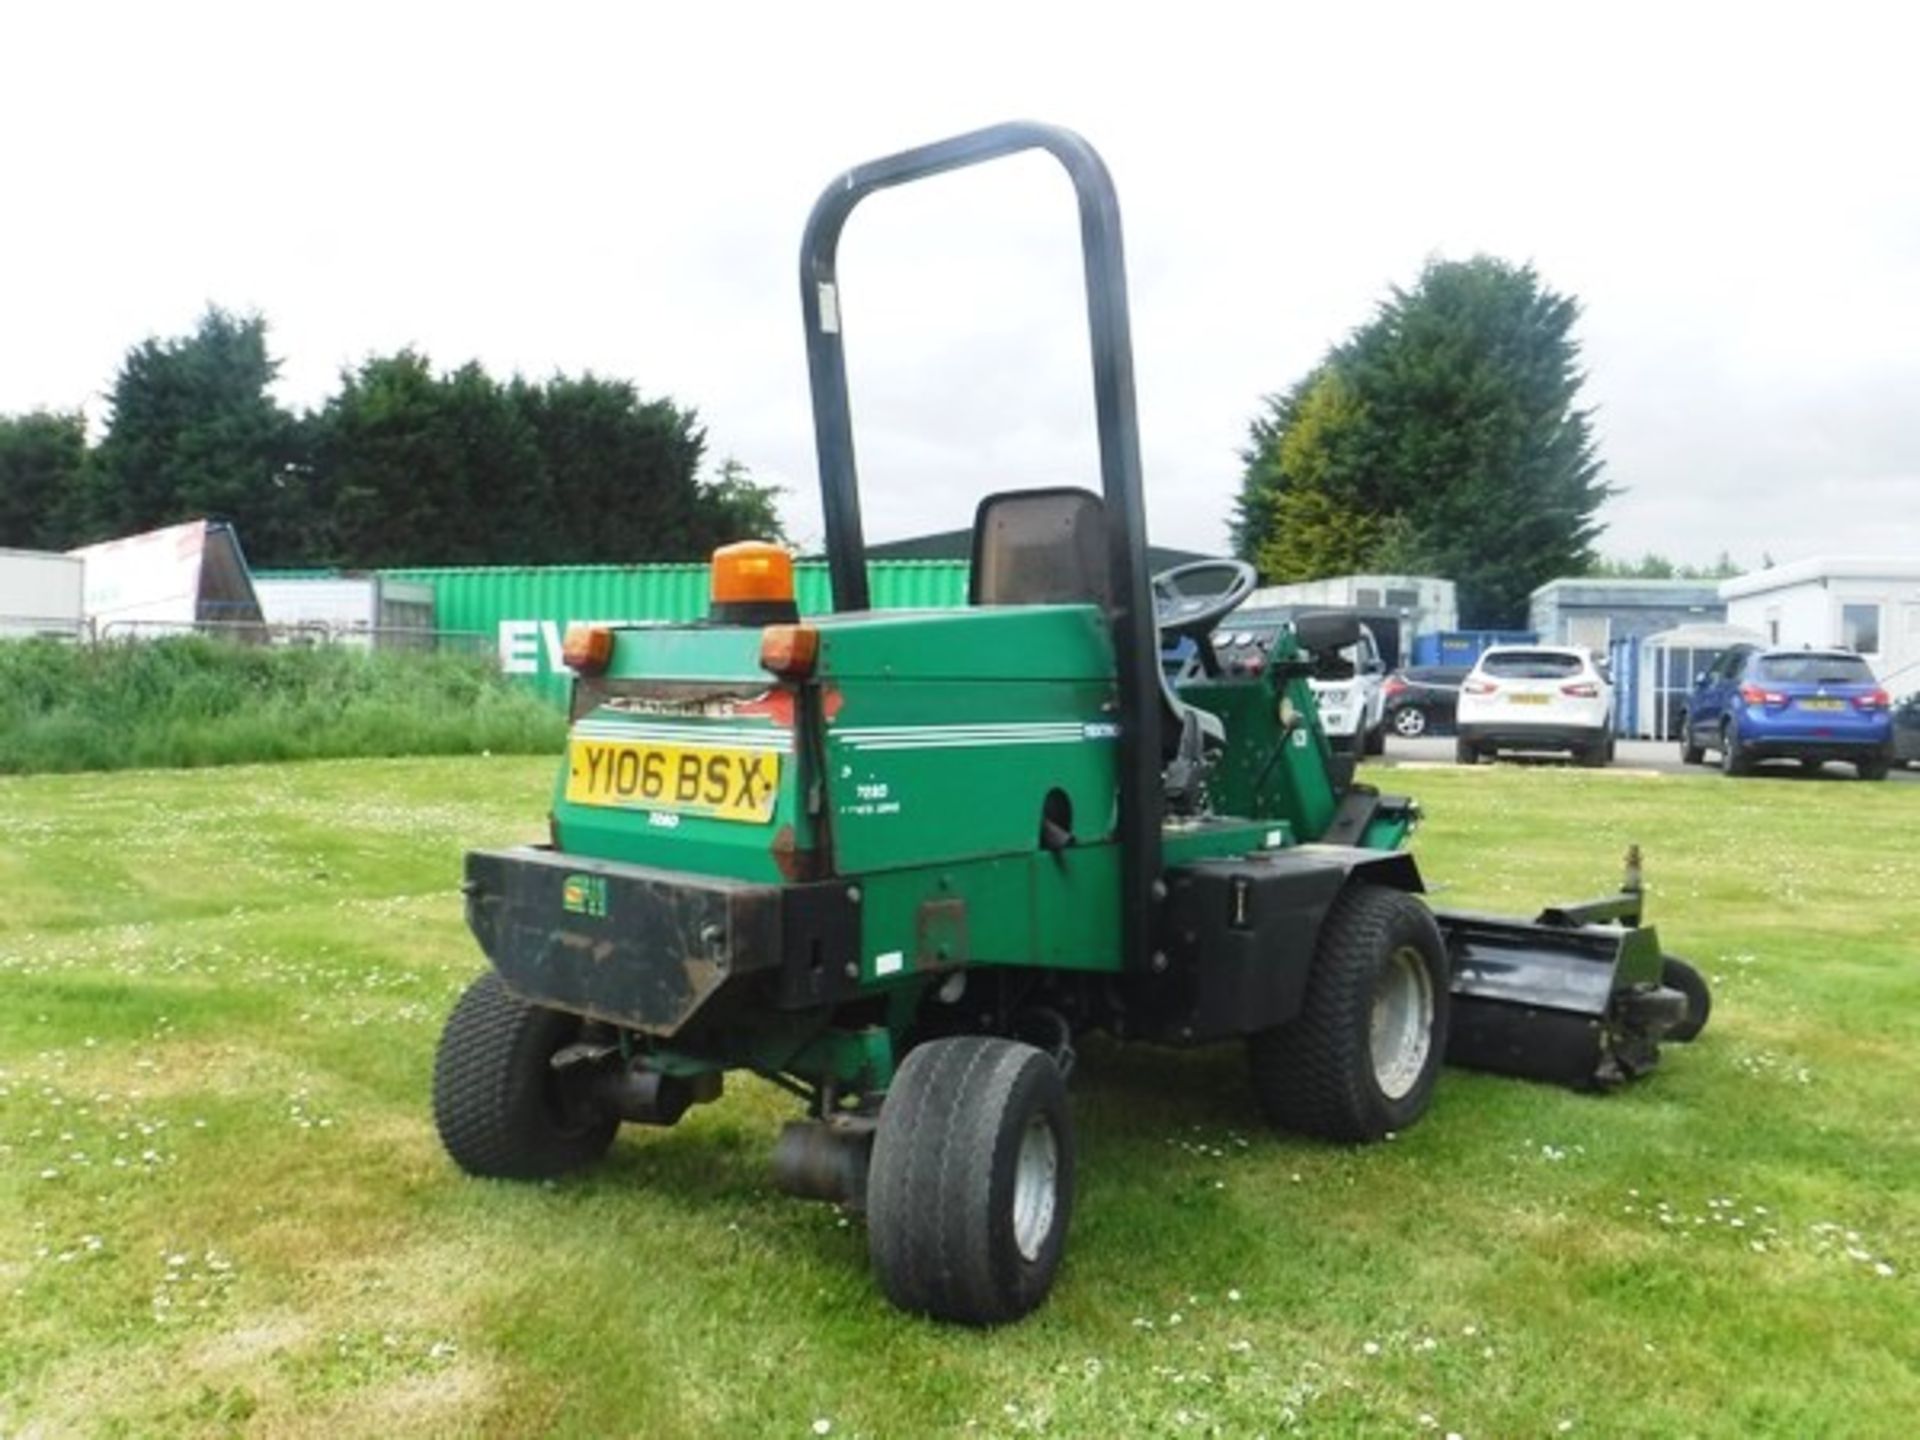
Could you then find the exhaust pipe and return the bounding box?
[588,1063,723,1126]
[771,1117,876,1209]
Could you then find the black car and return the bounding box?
[1382,665,1469,738]
[1896,692,1920,770]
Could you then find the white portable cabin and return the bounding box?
[253,575,437,648]
[1721,557,1920,698]
[1243,574,1458,638]
[0,548,87,638]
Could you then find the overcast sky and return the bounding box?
[4,2,1916,568]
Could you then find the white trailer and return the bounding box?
[0,548,86,638]
[68,518,264,637]
[1721,557,1920,697]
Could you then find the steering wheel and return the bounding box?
[1152,559,1258,677]
[1153,559,1257,640]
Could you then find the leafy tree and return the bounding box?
[700,457,787,546]
[83,307,308,562]
[0,410,88,550]
[508,374,715,562]
[1586,550,1743,580]
[1235,257,1612,626]
[311,352,545,568]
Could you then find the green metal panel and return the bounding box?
[377,560,970,707]
[855,847,1124,981]
[819,607,1119,875]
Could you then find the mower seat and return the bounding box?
[969,487,1224,775]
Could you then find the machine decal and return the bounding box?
[832,722,1096,751]
[560,873,609,918]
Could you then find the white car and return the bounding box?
[1454,645,1615,767]
[1207,618,1389,755]
[1308,623,1388,756]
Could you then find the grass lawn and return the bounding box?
[2,756,1915,1437]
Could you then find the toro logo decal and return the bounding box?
[561,873,609,919]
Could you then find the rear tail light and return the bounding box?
[759,623,820,679]
[1463,679,1498,695]
[561,624,614,676]
[1383,676,1407,697]
[1739,683,1787,707]
[1561,681,1601,698]
[1855,689,1891,711]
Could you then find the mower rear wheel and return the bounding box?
[432,971,618,1180]
[866,1036,1074,1326]
[1660,956,1711,1042]
[1247,884,1450,1143]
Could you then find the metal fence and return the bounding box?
[4,616,495,656]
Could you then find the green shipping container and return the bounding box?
[379,560,971,706]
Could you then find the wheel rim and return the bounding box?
[1371,946,1436,1101]
[1393,708,1425,736]
[1011,1116,1059,1262]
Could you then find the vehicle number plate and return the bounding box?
[565,738,780,823]
[1799,698,1845,711]
[1510,693,1552,705]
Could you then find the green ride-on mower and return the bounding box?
[431,122,1710,1325]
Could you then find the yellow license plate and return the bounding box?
[1799,698,1845,711]
[1510,693,1552,705]
[565,738,780,823]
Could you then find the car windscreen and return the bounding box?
[1756,654,1876,685]
[1480,652,1585,680]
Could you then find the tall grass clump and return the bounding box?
[0,636,565,773]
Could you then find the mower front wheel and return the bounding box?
[1247,884,1450,1143]
[866,1036,1074,1326]
[1661,956,1711,1043]
[432,971,618,1180]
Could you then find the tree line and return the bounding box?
[1234,256,1614,628]
[0,308,782,568]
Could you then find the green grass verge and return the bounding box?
[1,757,1915,1436]
[0,638,563,774]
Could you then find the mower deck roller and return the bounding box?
[1437,901,1690,1089]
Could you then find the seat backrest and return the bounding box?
[969,488,1112,608]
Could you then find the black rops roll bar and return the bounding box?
[798,120,1164,973]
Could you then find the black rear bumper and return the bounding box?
[1458,722,1606,752]
[463,847,859,1037]
[1740,738,1891,766]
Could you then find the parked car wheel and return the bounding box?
[1454,738,1479,766]
[1858,756,1890,781]
[1392,706,1429,738]
[1678,715,1705,765]
[1719,723,1754,777]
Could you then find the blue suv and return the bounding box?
[1681,646,1894,780]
